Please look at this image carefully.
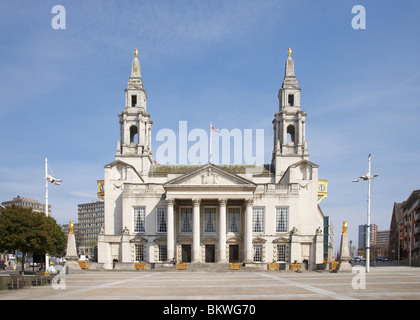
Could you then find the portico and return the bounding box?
[164,197,254,264]
[163,164,256,264]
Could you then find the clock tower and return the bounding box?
[272,48,309,179]
[115,49,153,176]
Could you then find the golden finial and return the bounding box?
[134,49,138,58]
[288,48,292,59]
[69,220,74,234]
[342,221,348,235]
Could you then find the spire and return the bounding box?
[282,48,298,88]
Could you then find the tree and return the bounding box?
[0,205,67,274]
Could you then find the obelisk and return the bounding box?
[65,220,81,270]
[336,221,352,272]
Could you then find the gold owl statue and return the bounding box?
[69,220,74,234]
[342,221,348,235]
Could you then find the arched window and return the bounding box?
[287,125,295,144]
[130,125,138,144]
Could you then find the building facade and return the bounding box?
[1,195,51,215]
[77,200,104,257]
[323,216,334,261]
[400,190,420,260]
[389,202,403,260]
[98,49,325,270]
[358,224,377,251]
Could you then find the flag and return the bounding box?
[211,125,220,133]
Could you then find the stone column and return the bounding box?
[245,198,253,263]
[166,198,175,262]
[218,198,227,263]
[192,198,201,263]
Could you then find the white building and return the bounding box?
[98,49,324,270]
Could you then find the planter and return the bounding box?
[330,261,339,271]
[134,262,146,270]
[78,260,89,269]
[229,263,241,270]
[289,263,301,271]
[177,263,187,270]
[267,263,279,270]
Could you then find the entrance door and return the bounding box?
[181,244,191,262]
[229,245,239,263]
[205,245,215,263]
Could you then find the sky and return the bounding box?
[0,0,419,250]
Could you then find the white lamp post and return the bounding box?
[44,158,62,272]
[352,154,378,273]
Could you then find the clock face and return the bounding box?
[319,183,325,192]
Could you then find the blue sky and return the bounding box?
[1,0,419,250]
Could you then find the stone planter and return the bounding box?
[267,263,279,270]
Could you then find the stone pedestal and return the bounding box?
[336,233,352,272]
[65,233,81,270]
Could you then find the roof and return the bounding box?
[401,189,420,211]
[149,163,273,176]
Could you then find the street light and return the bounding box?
[44,158,62,272]
[352,154,378,273]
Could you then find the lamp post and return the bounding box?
[44,158,62,272]
[352,154,378,273]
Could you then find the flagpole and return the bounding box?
[209,122,212,164]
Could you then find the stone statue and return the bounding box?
[69,220,74,234]
[131,48,141,78]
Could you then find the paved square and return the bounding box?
[1,265,420,300]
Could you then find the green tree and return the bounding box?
[0,205,67,274]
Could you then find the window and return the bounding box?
[228,208,240,233]
[287,125,295,144]
[252,207,264,233]
[277,245,287,262]
[288,94,294,106]
[131,95,137,107]
[158,245,167,262]
[181,207,192,233]
[130,125,138,144]
[204,208,216,233]
[135,244,144,262]
[156,207,167,233]
[253,245,263,262]
[133,207,145,233]
[276,207,288,233]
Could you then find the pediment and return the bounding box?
[104,159,145,183]
[273,236,290,243]
[164,164,256,188]
[252,236,267,244]
[130,235,148,244]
